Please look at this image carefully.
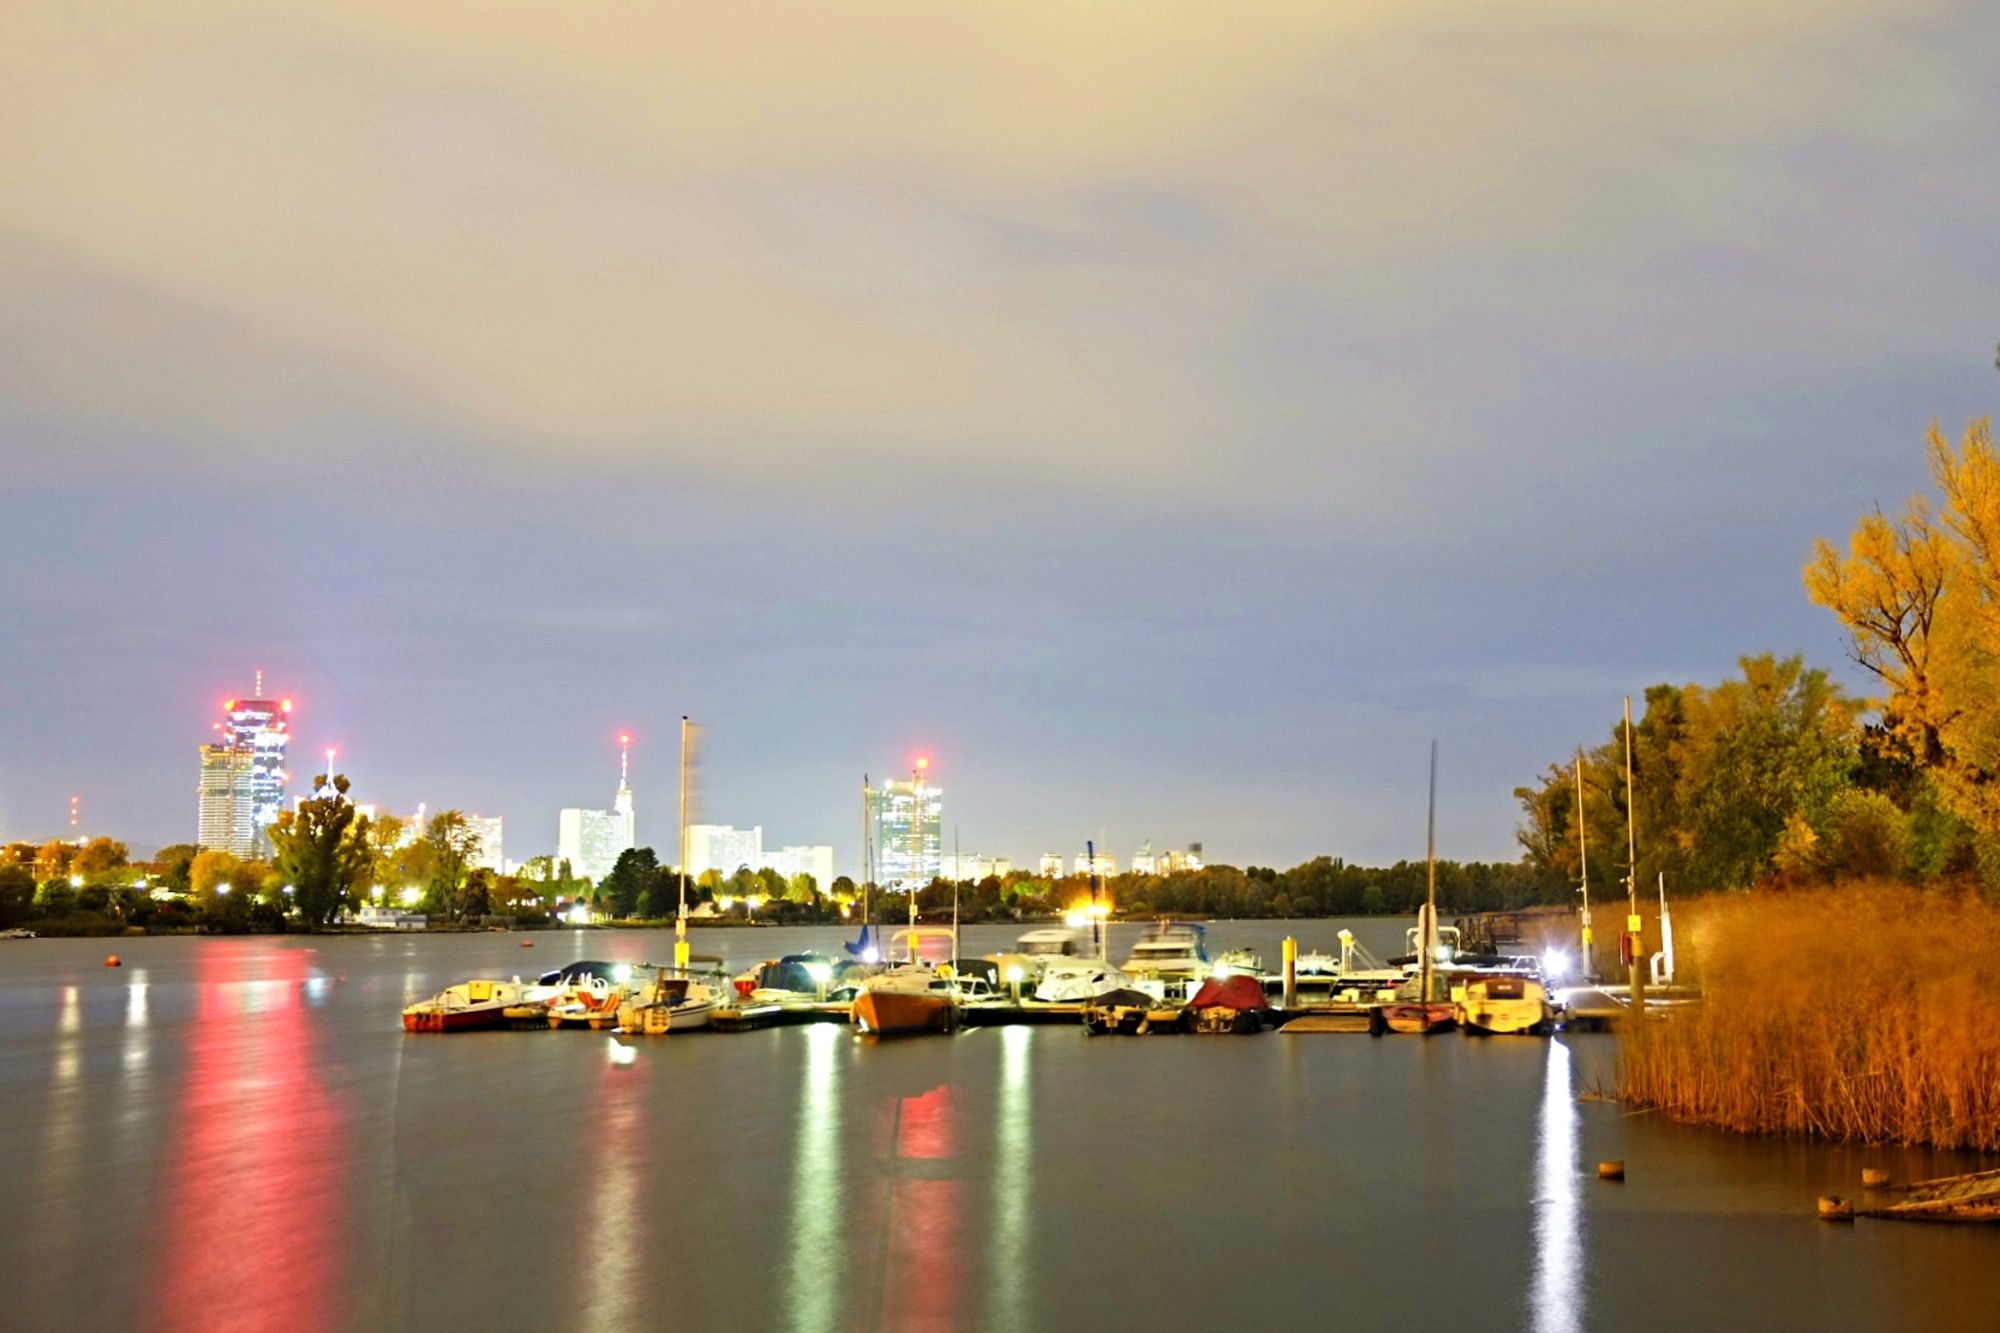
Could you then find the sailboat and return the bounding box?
[1383,741,1458,1035]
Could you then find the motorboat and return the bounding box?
[986,927,1084,988]
[1119,922,1211,997]
[1213,948,1271,984]
[403,979,531,1032]
[618,970,722,1034]
[1030,957,1133,1003]
[1,927,35,940]
[1082,988,1180,1035]
[1456,974,1557,1035]
[1183,973,1270,1034]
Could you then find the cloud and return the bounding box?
[8,1,1993,520]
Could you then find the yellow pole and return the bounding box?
[1281,935,1297,1010]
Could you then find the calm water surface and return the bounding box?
[5,920,1996,1332]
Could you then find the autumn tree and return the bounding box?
[268,774,372,927]
[1807,419,2000,833]
[421,810,482,921]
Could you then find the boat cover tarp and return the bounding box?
[757,960,822,993]
[1188,974,1269,1011]
[1085,988,1161,1012]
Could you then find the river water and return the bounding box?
[3,919,1995,1332]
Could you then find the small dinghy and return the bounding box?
[1183,973,1271,1034]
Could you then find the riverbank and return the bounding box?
[1618,882,2000,1150]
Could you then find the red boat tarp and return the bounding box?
[1187,974,1268,1011]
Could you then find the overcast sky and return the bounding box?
[3,1,1996,869]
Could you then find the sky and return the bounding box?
[3,1,1998,869]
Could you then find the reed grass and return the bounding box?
[1617,882,2000,1150]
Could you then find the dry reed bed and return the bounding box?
[1618,882,2000,1150]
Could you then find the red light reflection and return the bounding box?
[152,950,344,1332]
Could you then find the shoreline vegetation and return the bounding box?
[1618,883,2000,1151]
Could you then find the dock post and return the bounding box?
[1282,936,1296,1010]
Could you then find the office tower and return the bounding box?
[868,760,942,889]
[461,815,505,872]
[196,679,292,858]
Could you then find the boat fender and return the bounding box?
[104,955,121,968]
[1597,1161,1625,1181]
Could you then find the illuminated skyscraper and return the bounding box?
[196,679,292,858]
[685,824,763,881]
[868,760,942,889]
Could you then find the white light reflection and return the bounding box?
[1531,1038,1583,1333]
[786,1022,843,1332]
[124,972,150,1073]
[992,1025,1031,1330]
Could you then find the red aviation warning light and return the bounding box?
[281,699,293,713]
[618,733,632,746]
[914,755,931,773]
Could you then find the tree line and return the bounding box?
[1515,419,2000,894]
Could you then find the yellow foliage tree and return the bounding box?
[1806,418,2000,831]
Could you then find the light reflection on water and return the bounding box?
[4,929,1999,1332]
[786,1022,844,1332]
[1533,1038,1583,1333]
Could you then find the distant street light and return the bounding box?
[216,882,231,896]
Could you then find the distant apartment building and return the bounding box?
[868,769,942,888]
[685,823,763,881]
[1038,853,1065,879]
[1072,852,1118,878]
[762,843,835,890]
[939,853,1011,881]
[196,684,293,858]
[558,808,633,884]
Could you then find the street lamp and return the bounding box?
[216,882,231,897]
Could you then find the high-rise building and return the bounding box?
[462,815,504,872]
[868,761,942,888]
[557,737,636,884]
[762,843,836,890]
[685,824,764,881]
[195,680,292,858]
[1038,853,1066,879]
[1072,852,1118,878]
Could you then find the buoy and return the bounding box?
[104,954,121,968]
[520,938,534,947]
[1819,1195,1855,1221]
[1597,1160,1625,1181]
[1861,1168,1891,1189]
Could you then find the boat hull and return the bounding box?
[1382,1002,1457,1035]
[402,1005,510,1033]
[852,989,954,1035]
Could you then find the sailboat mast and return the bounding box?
[1421,740,1438,1004]
[1574,751,1592,979]
[1624,696,1646,1010]
[952,827,961,969]
[675,715,690,970]
[861,775,872,935]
